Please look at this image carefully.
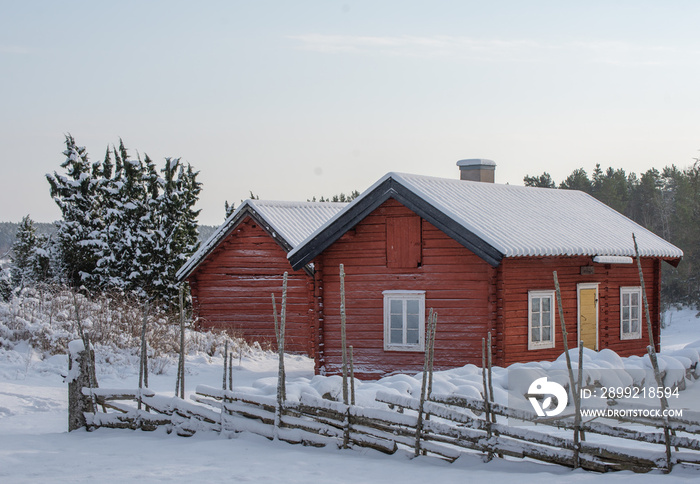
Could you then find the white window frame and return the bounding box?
[620,286,643,340]
[528,290,556,350]
[383,290,426,352]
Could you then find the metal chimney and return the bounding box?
[457,159,496,183]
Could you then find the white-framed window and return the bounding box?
[528,291,556,350]
[383,290,425,352]
[620,287,642,340]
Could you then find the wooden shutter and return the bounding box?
[386,216,422,268]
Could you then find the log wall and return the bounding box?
[497,256,661,366]
[188,217,314,355]
[315,199,494,377]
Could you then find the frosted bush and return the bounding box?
[0,284,251,359]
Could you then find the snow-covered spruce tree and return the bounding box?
[149,158,201,306]
[47,136,201,306]
[224,200,235,219]
[92,146,118,288]
[0,267,11,301]
[132,154,160,297]
[9,215,52,288]
[10,215,38,289]
[46,135,104,287]
[98,140,151,295]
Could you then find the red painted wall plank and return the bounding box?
[312,198,662,378]
[188,217,314,355]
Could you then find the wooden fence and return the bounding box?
[76,374,700,474]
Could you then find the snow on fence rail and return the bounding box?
[75,381,700,473]
[70,342,700,474]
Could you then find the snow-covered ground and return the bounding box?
[1,310,699,483]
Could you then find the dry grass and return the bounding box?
[0,284,250,358]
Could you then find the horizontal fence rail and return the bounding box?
[79,382,700,473]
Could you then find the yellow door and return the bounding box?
[579,288,598,350]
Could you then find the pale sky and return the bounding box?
[2,0,699,226]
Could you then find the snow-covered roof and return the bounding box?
[288,172,683,269]
[176,199,347,281]
[457,158,496,167]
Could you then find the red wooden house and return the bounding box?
[287,161,683,378]
[177,200,346,355]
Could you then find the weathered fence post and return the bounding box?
[414,309,436,457]
[487,331,502,458]
[138,303,149,410]
[229,352,234,391]
[553,271,582,469]
[178,285,186,399]
[339,264,352,449]
[273,272,288,440]
[340,264,349,406]
[349,345,356,406]
[223,340,229,390]
[487,332,495,421]
[482,336,493,462]
[427,311,438,402]
[68,339,98,431]
[634,233,673,472]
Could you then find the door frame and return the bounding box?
[577,283,600,351]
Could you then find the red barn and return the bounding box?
[288,161,683,378]
[177,200,346,355]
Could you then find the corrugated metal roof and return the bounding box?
[250,200,349,248]
[394,172,682,259]
[176,199,347,281]
[289,172,683,264]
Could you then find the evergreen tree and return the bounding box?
[627,169,664,233]
[0,267,11,301]
[46,135,103,287]
[136,153,161,295]
[9,215,52,288]
[308,190,360,202]
[224,200,235,219]
[40,234,60,284]
[10,216,38,288]
[149,158,201,305]
[93,147,119,287]
[559,168,592,193]
[591,163,604,188]
[331,190,361,202]
[587,165,631,214]
[47,135,202,307]
[109,142,150,294]
[523,172,556,188]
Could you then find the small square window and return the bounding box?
[620,287,642,340]
[383,291,425,351]
[528,291,556,350]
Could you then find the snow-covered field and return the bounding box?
[1,310,699,483]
